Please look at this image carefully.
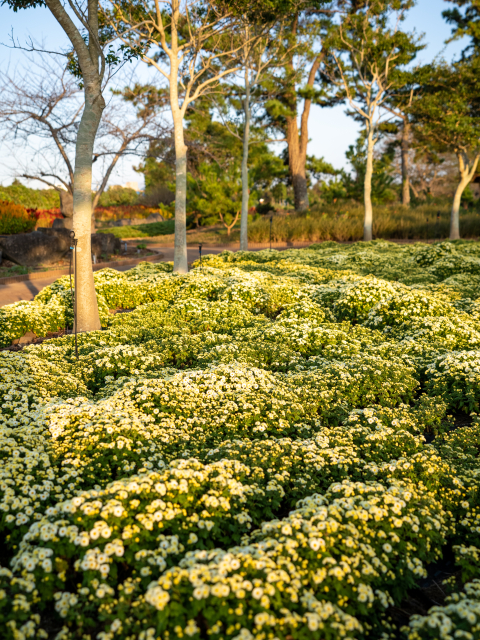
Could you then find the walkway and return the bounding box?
[0,245,225,307]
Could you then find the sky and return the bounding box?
[0,0,469,190]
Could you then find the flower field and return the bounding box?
[2,239,480,640]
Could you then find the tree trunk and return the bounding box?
[286,114,309,212]
[240,69,250,252]
[173,112,188,273]
[401,120,410,207]
[73,88,104,333]
[59,189,74,218]
[450,152,480,240]
[451,175,469,240]
[363,127,374,241]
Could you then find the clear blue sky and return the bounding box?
[0,0,468,187]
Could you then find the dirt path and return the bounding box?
[0,245,226,307]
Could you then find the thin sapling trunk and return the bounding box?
[401,120,411,207]
[240,66,250,251]
[363,126,374,241]
[451,152,480,240]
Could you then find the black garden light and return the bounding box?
[69,230,78,360]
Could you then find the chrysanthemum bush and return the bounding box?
[2,241,480,639]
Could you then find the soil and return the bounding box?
[388,542,461,635]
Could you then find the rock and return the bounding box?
[18,331,37,345]
[91,233,121,257]
[0,231,70,267]
[145,213,164,223]
[37,227,72,254]
[59,190,74,218]
[109,214,163,228]
[0,229,120,267]
[52,217,73,230]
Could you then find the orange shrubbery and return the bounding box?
[34,208,63,227]
[94,205,156,221]
[0,201,37,234]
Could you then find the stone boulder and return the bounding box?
[52,217,73,231]
[0,229,121,267]
[37,227,72,254]
[58,190,74,218]
[108,213,164,228]
[0,231,70,267]
[91,233,121,257]
[145,213,164,223]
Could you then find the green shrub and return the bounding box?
[0,181,60,209]
[425,350,480,412]
[97,220,175,238]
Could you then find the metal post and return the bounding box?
[198,243,202,266]
[69,231,78,360]
[269,215,273,250]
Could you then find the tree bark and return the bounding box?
[73,87,104,332]
[59,189,74,218]
[240,68,250,251]
[401,120,410,207]
[450,176,467,240]
[284,52,322,213]
[42,0,105,332]
[172,113,188,273]
[286,113,309,212]
[363,127,374,241]
[451,152,480,240]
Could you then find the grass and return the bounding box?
[248,203,480,243]
[96,203,480,245]
[97,220,175,238]
[0,264,29,278]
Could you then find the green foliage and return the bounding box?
[340,132,397,204]
[0,181,60,210]
[138,96,285,224]
[98,185,140,207]
[443,0,480,55]
[410,58,480,158]
[97,220,175,238]
[187,162,241,227]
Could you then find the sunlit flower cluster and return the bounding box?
[1,241,480,639]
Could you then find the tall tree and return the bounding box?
[443,0,480,54]
[137,93,285,228]
[2,0,121,332]
[323,0,421,240]
[211,22,295,250]
[229,23,295,250]
[410,59,480,239]
[263,2,333,212]
[383,69,417,207]
[0,58,169,222]
[105,0,271,272]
